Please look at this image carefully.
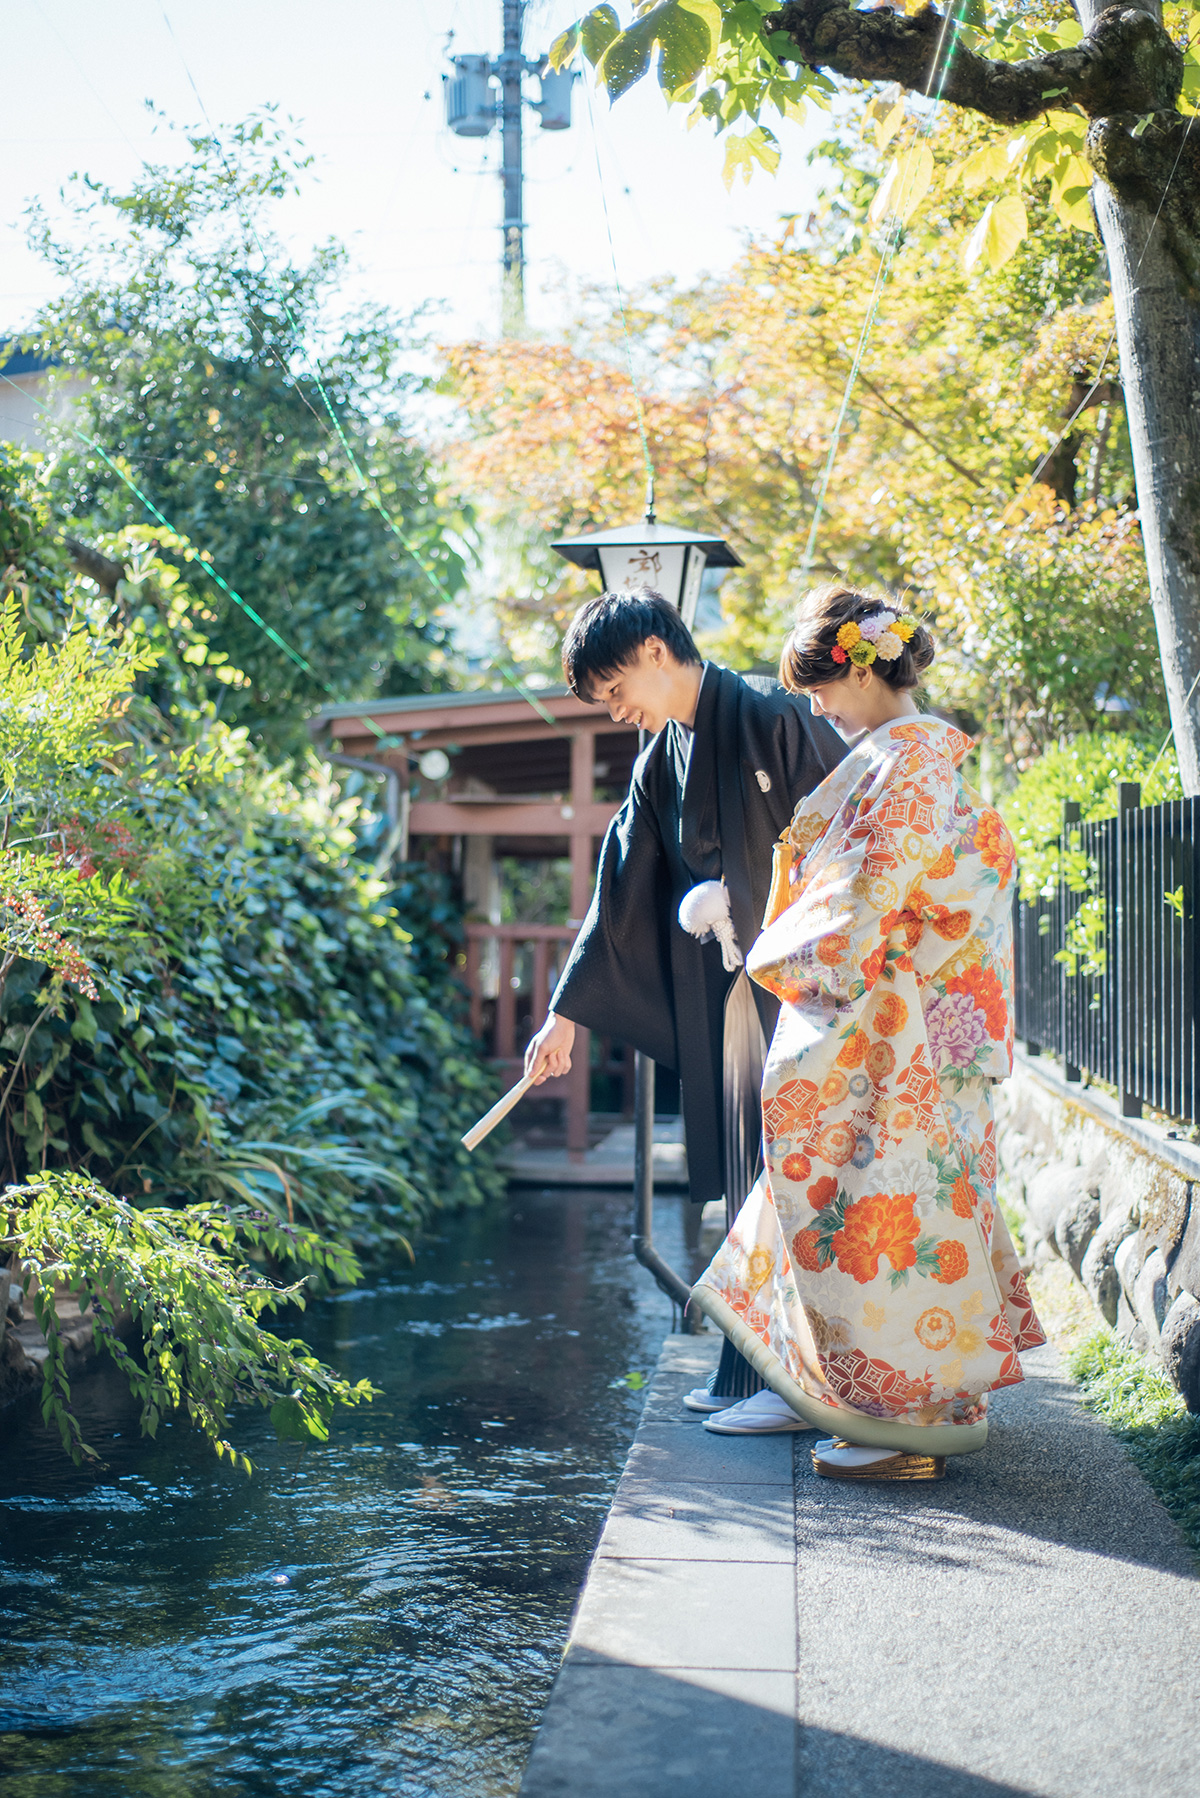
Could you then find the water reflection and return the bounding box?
[0,1185,688,1796]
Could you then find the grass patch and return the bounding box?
[1067,1330,1200,1555]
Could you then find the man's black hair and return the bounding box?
[561,588,702,699]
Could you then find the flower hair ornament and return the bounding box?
[830,611,917,668]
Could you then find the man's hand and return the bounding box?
[524,1012,575,1084]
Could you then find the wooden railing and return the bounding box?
[463,922,590,1152]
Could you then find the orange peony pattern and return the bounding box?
[698,716,1044,1434]
[831,1192,920,1284]
[946,964,1008,1040]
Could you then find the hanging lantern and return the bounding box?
[551,515,742,630]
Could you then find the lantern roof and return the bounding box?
[551,516,743,572]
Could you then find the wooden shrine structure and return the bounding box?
[310,687,639,1154]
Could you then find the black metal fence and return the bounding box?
[1013,782,1200,1125]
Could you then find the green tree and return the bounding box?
[30,112,466,751]
[443,100,1161,758]
[552,0,1200,791]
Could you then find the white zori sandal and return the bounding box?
[812,1437,945,1481]
[703,1389,813,1434]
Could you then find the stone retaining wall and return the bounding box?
[0,1263,108,1415]
[996,1052,1200,1410]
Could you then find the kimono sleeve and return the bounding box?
[550,757,678,1069]
[747,750,950,1012]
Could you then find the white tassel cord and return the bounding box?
[678,879,744,973]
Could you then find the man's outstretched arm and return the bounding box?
[524,1011,575,1083]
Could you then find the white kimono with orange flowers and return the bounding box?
[692,717,1043,1442]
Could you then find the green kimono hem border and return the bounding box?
[689,1286,990,1458]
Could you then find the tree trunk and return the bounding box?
[1079,0,1200,790]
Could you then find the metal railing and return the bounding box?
[1014,782,1200,1123]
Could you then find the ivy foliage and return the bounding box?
[1002,731,1183,898]
[0,447,503,1467]
[6,1174,377,1474]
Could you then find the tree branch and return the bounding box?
[62,537,127,595]
[765,2,1183,126]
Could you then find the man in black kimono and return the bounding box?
[524,590,844,1419]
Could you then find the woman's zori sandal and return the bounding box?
[812,1437,946,1482]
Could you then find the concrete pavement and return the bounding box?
[519,1331,1199,1797]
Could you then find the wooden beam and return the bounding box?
[409,800,616,837]
[323,693,602,743]
[332,716,622,756]
[569,731,595,926]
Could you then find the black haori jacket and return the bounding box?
[551,662,845,1208]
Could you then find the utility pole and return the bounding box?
[499,1,526,335]
[444,3,576,336]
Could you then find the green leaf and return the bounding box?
[600,13,659,99]
[963,191,1028,272]
[549,24,580,70]
[580,4,621,65]
[676,0,722,41]
[270,1394,330,1442]
[70,996,98,1043]
[657,2,713,94]
[863,85,905,154]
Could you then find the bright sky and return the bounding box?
[2,0,828,346]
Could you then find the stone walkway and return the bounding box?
[520,1331,1200,1797]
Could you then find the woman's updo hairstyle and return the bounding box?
[778,583,934,694]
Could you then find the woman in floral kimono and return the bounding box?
[691,585,1043,1481]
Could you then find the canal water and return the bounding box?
[0,1184,693,1796]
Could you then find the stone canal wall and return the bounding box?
[997,1050,1200,1409]
[0,1263,108,1415]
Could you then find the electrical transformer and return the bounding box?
[444,55,495,137]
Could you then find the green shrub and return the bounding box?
[6,1172,377,1473]
[1002,731,1183,899]
[1068,1331,1200,1554]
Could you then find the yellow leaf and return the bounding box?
[1051,184,1096,234]
[722,125,781,190]
[1050,153,1092,205]
[864,84,906,153]
[868,141,933,227]
[955,139,1008,193]
[962,191,1028,272]
[1024,128,1063,183]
